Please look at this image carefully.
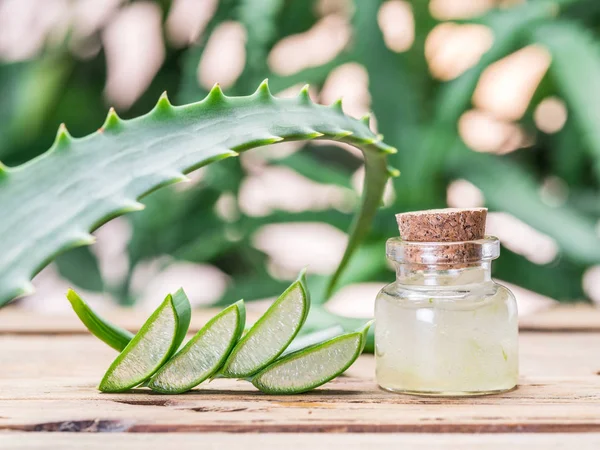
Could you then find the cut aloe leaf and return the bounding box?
[66,289,133,351]
[252,320,373,395]
[98,289,191,393]
[219,270,310,378]
[148,300,246,394]
[282,325,344,356]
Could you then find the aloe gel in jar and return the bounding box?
[375,208,518,396]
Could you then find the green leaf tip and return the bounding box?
[297,266,309,286]
[102,107,122,132]
[53,123,72,150]
[331,98,343,112]
[0,161,9,178]
[115,199,146,215]
[71,231,96,246]
[153,91,174,115]
[16,281,35,298]
[331,130,353,140]
[358,133,384,146]
[304,131,325,139]
[298,84,311,103]
[360,113,371,127]
[66,288,133,351]
[381,144,398,155]
[387,166,400,177]
[205,83,226,105]
[360,319,375,334]
[231,136,283,152]
[358,320,374,351]
[254,79,273,101]
[169,288,192,353]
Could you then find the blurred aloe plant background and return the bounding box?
[1,0,599,313]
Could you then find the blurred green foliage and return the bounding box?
[1,0,598,305]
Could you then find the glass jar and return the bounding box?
[375,236,518,396]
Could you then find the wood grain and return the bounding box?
[1,332,600,433]
[1,306,599,448]
[2,433,600,450]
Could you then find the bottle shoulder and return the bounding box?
[378,279,516,305]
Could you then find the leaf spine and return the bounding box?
[331,130,353,139]
[304,131,324,139]
[360,113,371,127]
[332,98,343,112]
[71,232,96,246]
[387,166,400,177]
[102,107,122,132]
[170,173,191,183]
[360,134,384,145]
[265,136,285,144]
[16,281,35,298]
[380,143,397,154]
[254,79,273,101]
[120,200,146,212]
[54,123,72,150]
[298,84,311,103]
[231,136,283,151]
[154,91,173,115]
[206,83,226,105]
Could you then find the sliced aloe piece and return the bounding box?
[148,300,246,394]
[219,270,310,378]
[252,321,373,394]
[98,289,191,393]
[66,289,133,351]
[282,325,344,356]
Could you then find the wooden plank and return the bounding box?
[2,433,600,450]
[1,333,600,433]
[519,304,600,331]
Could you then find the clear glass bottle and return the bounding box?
[375,236,518,396]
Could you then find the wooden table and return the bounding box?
[1,305,600,448]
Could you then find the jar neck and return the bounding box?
[395,261,492,286]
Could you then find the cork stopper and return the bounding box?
[395,208,487,242]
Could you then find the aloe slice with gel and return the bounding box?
[252,321,373,394]
[99,289,191,393]
[282,325,344,356]
[66,289,133,351]
[219,270,310,378]
[148,300,246,394]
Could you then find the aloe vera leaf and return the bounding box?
[66,289,133,351]
[219,269,310,378]
[251,321,373,394]
[0,81,396,308]
[98,289,191,393]
[532,21,600,179]
[304,305,375,353]
[452,150,600,264]
[148,300,246,394]
[56,246,104,292]
[436,2,558,125]
[282,325,344,356]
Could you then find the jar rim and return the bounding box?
[386,236,500,265]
